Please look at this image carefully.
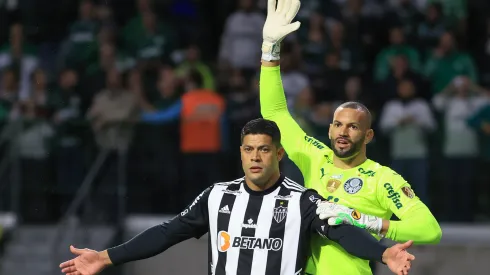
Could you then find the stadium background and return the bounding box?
[0,0,489,274]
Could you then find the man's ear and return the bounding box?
[365,129,374,144]
[277,147,285,161]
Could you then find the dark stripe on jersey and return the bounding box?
[215,183,241,275]
[265,186,292,275]
[236,195,264,275]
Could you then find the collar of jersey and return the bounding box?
[331,158,373,172]
[243,174,285,196]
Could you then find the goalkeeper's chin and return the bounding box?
[332,147,359,160]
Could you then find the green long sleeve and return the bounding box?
[386,204,442,244]
[260,66,332,186]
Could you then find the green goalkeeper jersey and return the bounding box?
[260,66,441,275]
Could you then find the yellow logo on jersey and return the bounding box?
[327,179,342,193]
[401,186,415,199]
[351,210,361,220]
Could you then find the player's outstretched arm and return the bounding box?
[59,187,212,275]
[260,0,298,121]
[260,0,331,185]
[59,246,111,275]
[259,0,301,127]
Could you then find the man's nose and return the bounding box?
[339,126,349,136]
[251,151,261,161]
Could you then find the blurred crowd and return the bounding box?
[0,0,489,225]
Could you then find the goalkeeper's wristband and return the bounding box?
[336,211,384,238]
[261,41,281,61]
[364,214,384,238]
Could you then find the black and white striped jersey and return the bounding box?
[206,175,318,275]
[107,175,387,274]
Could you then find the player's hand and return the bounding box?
[383,240,416,275]
[59,245,110,275]
[262,0,301,60]
[316,201,383,236]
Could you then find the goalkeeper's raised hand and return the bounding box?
[316,201,384,237]
[262,0,301,61]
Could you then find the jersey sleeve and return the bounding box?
[260,65,331,187]
[300,189,324,232]
[107,187,211,265]
[300,190,386,262]
[377,170,442,244]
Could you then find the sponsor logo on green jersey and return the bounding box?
[324,154,333,164]
[358,167,376,177]
[304,135,325,150]
[384,183,403,209]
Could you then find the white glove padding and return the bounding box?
[316,201,384,237]
[262,0,301,61]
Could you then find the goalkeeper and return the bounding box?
[259,0,442,274]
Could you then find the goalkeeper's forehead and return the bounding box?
[333,107,371,129]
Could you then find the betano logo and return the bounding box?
[217,231,283,252]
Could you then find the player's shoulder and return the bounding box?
[213,177,244,190]
[365,160,409,186]
[281,177,307,193]
[362,159,395,176]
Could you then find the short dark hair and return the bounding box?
[337,101,372,128]
[241,118,281,147]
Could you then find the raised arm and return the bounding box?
[59,187,211,275]
[260,0,331,186]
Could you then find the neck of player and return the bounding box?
[334,150,367,169]
[245,172,281,192]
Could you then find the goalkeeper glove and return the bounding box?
[262,0,301,61]
[316,201,384,237]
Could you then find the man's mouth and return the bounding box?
[250,166,263,173]
[336,138,351,150]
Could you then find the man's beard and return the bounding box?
[330,137,364,159]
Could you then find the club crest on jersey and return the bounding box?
[273,206,288,223]
[327,179,342,193]
[401,186,415,199]
[344,178,363,194]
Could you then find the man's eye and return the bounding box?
[351,125,358,130]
